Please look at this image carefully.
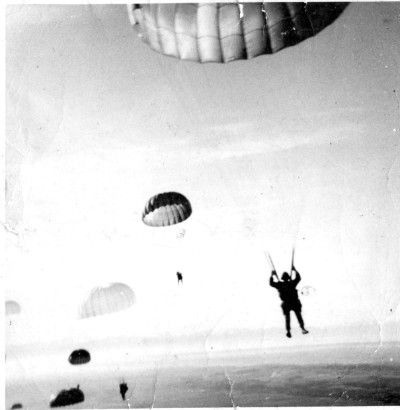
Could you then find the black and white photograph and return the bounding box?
[4,2,400,409]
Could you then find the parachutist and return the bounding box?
[270,265,309,338]
[177,272,183,285]
[120,382,128,401]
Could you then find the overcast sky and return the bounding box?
[5,3,400,350]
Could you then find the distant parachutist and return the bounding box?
[120,382,128,401]
[177,272,183,285]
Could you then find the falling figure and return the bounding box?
[177,272,183,285]
[270,266,309,338]
[120,382,128,401]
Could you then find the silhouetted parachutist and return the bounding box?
[270,266,309,338]
[120,382,128,401]
[177,272,183,285]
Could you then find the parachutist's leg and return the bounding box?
[285,312,291,338]
[285,313,290,331]
[294,309,304,328]
[294,309,309,334]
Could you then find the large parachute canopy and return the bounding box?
[142,192,192,227]
[127,3,348,63]
[68,349,91,365]
[5,300,21,316]
[78,283,136,319]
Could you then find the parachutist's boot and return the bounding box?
[286,331,292,338]
[301,328,309,334]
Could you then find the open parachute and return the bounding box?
[128,2,347,63]
[68,349,91,365]
[5,300,21,316]
[142,192,192,227]
[78,283,136,319]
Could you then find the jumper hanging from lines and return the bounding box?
[267,251,309,338]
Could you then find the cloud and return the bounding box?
[170,107,371,163]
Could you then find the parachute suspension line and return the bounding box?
[245,224,274,273]
[291,204,302,277]
[268,253,276,272]
[263,251,272,270]
[290,247,295,279]
[264,251,276,272]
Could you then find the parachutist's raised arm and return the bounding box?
[292,266,301,286]
[270,271,279,288]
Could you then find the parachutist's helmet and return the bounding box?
[281,272,290,281]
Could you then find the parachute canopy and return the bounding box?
[50,386,84,408]
[10,404,23,410]
[128,3,347,63]
[68,349,91,365]
[142,192,192,227]
[5,300,21,316]
[79,283,136,319]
